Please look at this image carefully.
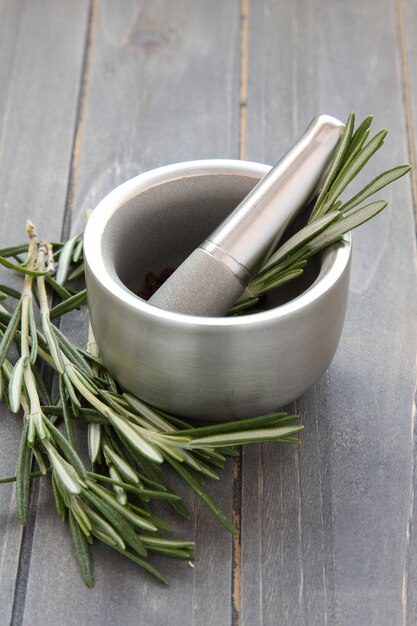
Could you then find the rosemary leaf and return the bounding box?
[32,446,49,475]
[72,236,84,264]
[28,301,38,364]
[15,422,32,525]
[81,488,148,557]
[345,114,373,158]
[41,316,64,374]
[44,274,73,300]
[86,472,180,501]
[52,472,67,521]
[52,325,93,379]
[179,449,221,480]
[69,510,94,588]
[59,375,75,446]
[0,300,22,368]
[339,164,411,213]
[321,128,388,213]
[186,424,304,448]
[42,404,106,424]
[170,411,293,438]
[102,444,140,484]
[67,262,85,282]
[62,372,81,412]
[49,289,87,319]
[88,423,102,463]
[45,418,87,480]
[123,393,177,433]
[145,546,192,559]
[0,244,31,258]
[109,413,164,464]
[193,449,225,469]
[82,503,126,550]
[0,256,46,277]
[53,470,71,508]
[309,112,355,222]
[55,235,78,285]
[0,368,7,400]
[139,536,194,550]
[166,456,236,534]
[44,442,82,495]
[71,497,93,533]
[129,505,172,531]
[306,200,388,255]
[8,356,27,413]
[0,284,21,299]
[111,544,168,585]
[259,211,340,274]
[87,480,158,532]
[254,268,305,295]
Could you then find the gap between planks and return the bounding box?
[61,0,100,242]
[395,0,417,224]
[232,0,250,624]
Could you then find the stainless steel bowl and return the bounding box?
[84,160,352,420]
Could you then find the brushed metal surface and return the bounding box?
[202,116,344,275]
[84,160,352,420]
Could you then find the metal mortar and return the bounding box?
[84,160,352,420]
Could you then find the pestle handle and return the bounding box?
[149,114,344,317]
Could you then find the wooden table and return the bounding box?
[1,1,417,624]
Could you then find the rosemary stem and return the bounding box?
[19,224,44,440]
[0,470,48,484]
[20,222,37,360]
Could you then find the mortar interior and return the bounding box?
[102,172,320,312]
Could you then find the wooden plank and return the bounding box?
[240,1,417,625]
[396,1,417,624]
[0,1,90,624]
[22,1,241,624]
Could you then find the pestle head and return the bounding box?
[148,248,244,317]
[149,114,344,317]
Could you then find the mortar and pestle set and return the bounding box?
[84,116,351,421]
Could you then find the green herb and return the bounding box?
[0,228,301,586]
[0,113,411,587]
[233,113,410,312]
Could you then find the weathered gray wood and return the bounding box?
[22,2,241,625]
[0,1,90,624]
[241,1,417,625]
[397,1,417,624]
[2,2,417,625]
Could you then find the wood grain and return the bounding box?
[21,2,241,625]
[0,1,90,624]
[0,1,416,624]
[240,1,417,625]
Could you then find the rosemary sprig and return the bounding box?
[234,113,411,311]
[0,228,302,586]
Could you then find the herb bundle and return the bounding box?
[234,113,410,311]
[0,113,410,587]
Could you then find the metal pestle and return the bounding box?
[149,115,344,317]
